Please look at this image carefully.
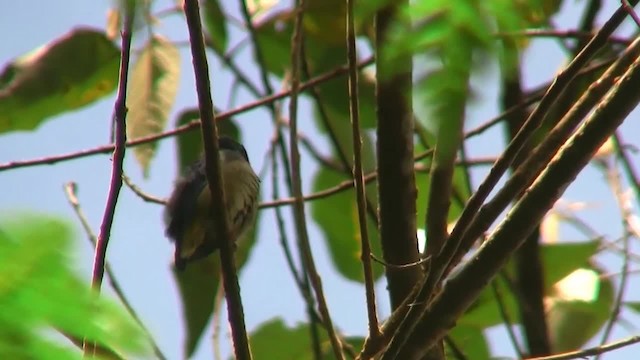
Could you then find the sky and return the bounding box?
[1,1,639,359]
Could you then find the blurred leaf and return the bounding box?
[461,240,599,327]
[0,214,147,359]
[311,132,383,283]
[127,35,180,177]
[0,27,120,133]
[447,325,491,360]
[174,174,259,357]
[548,266,614,351]
[174,107,241,173]
[254,11,296,77]
[202,0,228,54]
[626,301,640,313]
[247,318,364,360]
[540,240,600,287]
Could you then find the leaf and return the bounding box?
[174,108,241,173]
[548,266,614,351]
[447,325,491,360]
[202,0,228,54]
[626,301,640,313]
[311,128,383,283]
[175,222,259,358]
[0,27,120,133]
[460,240,600,328]
[0,214,147,359]
[127,35,180,177]
[246,318,364,360]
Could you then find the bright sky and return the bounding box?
[1,1,639,359]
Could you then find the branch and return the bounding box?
[0,57,373,173]
[375,0,422,311]
[288,1,344,359]
[346,0,380,342]
[183,1,250,359]
[84,9,133,356]
[526,335,640,360]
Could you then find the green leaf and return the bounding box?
[540,240,599,287]
[311,132,383,283]
[548,266,614,351]
[174,108,241,173]
[247,318,363,360]
[626,301,640,313]
[0,213,147,359]
[175,208,260,358]
[127,35,180,177]
[447,325,491,360]
[202,0,228,54]
[0,28,120,133]
[460,240,600,328]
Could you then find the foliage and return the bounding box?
[2,0,639,359]
[0,214,147,359]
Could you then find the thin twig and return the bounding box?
[84,10,134,356]
[595,158,634,359]
[122,173,165,204]
[0,57,374,173]
[613,132,640,208]
[490,279,524,358]
[288,0,344,358]
[183,1,251,359]
[526,335,640,360]
[63,183,167,360]
[622,0,640,28]
[346,0,380,342]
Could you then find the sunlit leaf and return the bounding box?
[548,265,614,351]
[202,0,228,54]
[460,240,600,327]
[127,35,180,177]
[0,214,147,359]
[0,28,120,133]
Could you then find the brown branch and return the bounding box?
[375,0,422,311]
[63,183,167,360]
[183,1,251,359]
[502,61,550,355]
[288,1,344,359]
[84,10,133,356]
[0,57,373,173]
[346,0,380,342]
[526,335,640,360]
[396,41,640,359]
[122,173,165,204]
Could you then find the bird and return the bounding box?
[164,136,260,270]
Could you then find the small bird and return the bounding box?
[164,137,260,270]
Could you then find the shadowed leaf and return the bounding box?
[202,0,228,54]
[0,28,120,133]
